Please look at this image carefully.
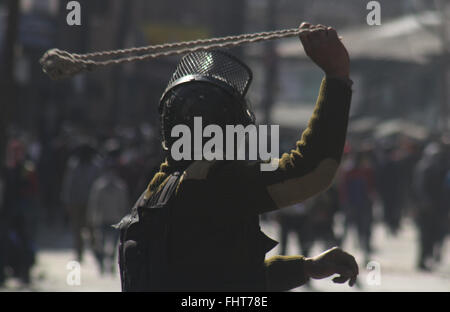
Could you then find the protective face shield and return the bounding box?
[159,50,255,150]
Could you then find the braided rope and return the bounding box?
[40,27,304,80]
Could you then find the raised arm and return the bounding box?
[265,22,352,206]
[219,23,352,214]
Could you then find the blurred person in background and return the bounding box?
[118,128,150,201]
[0,174,4,286]
[278,183,341,258]
[37,135,70,227]
[443,158,450,251]
[61,141,100,262]
[0,138,39,285]
[277,202,310,256]
[376,141,404,235]
[443,135,450,246]
[413,140,449,271]
[340,149,376,264]
[396,138,423,221]
[88,139,129,275]
[304,183,342,252]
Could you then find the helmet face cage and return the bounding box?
[160,50,253,103]
[159,50,255,150]
[160,83,255,150]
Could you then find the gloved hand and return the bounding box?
[298,22,350,80]
[304,247,359,287]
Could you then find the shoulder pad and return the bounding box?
[182,160,216,181]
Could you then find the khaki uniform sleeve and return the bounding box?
[215,77,352,214]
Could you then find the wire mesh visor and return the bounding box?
[159,50,253,108]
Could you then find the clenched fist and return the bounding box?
[304,247,359,287]
[299,22,350,80]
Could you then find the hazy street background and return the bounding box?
[1,217,448,292]
[1,0,449,292]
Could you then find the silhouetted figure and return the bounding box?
[116,23,359,292]
[278,185,341,258]
[376,146,403,235]
[413,142,448,271]
[1,139,38,285]
[305,184,342,251]
[62,142,100,262]
[278,203,310,256]
[88,141,129,275]
[341,151,375,263]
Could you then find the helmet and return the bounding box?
[159,50,255,150]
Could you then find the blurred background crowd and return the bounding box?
[0,0,449,291]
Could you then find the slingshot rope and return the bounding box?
[39,27,304,80]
